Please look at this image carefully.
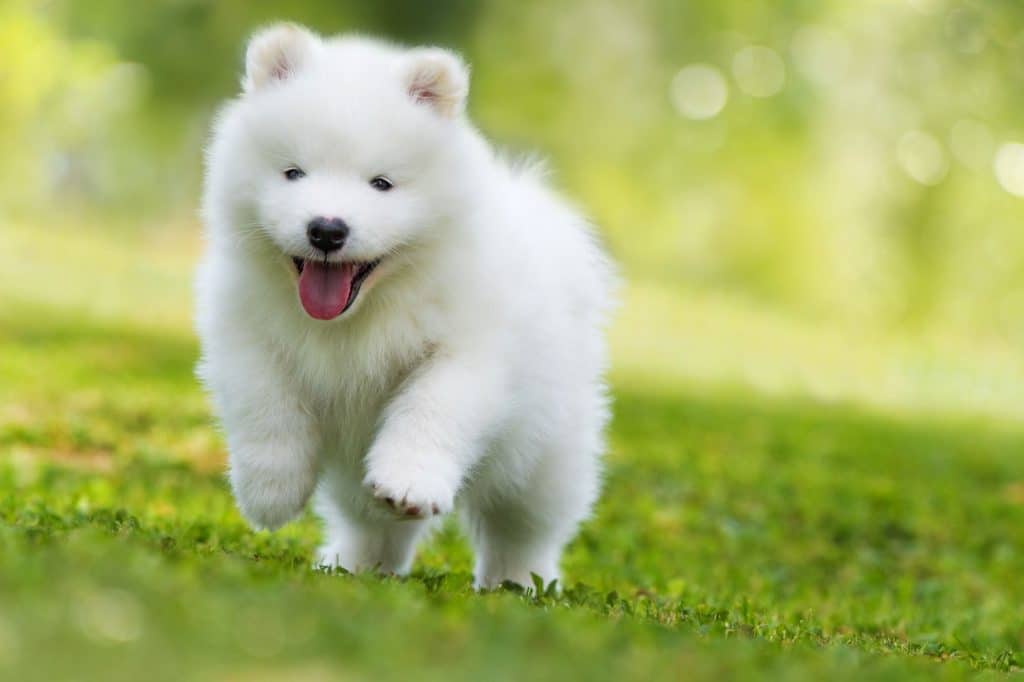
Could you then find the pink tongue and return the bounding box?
[298,261,356,320]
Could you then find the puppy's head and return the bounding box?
[207,24,474,321]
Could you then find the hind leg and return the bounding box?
[463,440,601,590]
[466,509,564,589]
[314,490,431,575]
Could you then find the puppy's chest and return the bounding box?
[309,362,409,465]
[285,328,427,455]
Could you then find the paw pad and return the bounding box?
[367,480,451,520]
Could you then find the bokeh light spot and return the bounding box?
[732,46,786,98]
[670,64,728,120]
[74,589,144,644]
[897,131,948,186]
[994,143,1024,197]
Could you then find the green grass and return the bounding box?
[2,220,1023,681]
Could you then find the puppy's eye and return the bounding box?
[369,175,394,192]
[283,167,306,181]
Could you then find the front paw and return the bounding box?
[230,467,314,531]
[363,464,455,520]
[236,493,305,531]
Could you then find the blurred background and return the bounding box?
[6,3,1024,676]
[5,0,1024,420]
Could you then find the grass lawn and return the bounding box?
[2,218,1023,681]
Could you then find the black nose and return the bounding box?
[307,217,349,253]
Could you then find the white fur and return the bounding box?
[196,24,615,589]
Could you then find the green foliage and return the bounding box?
[4,384,1024,680]
[2,223,1023,680]
[5,0,1024,333]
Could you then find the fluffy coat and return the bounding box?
[196,24,614,587]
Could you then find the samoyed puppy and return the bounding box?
[196,23,615,588]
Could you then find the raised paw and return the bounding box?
[365,478,453,520]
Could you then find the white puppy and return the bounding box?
[196,24,615,588]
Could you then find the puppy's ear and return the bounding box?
[402,48,469,118]
[243,23,318,93]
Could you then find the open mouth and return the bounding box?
[292,257,381,320]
